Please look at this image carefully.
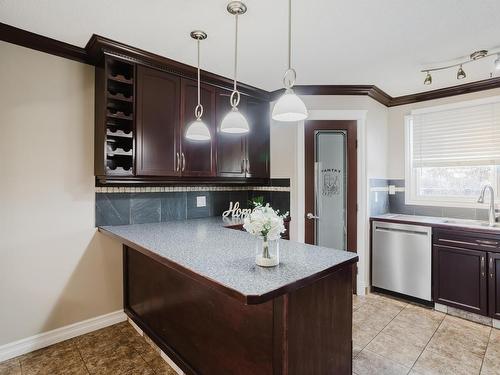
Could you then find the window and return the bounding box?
[405,97,500,207]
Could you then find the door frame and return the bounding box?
[304,120,358,287]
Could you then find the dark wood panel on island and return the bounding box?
[124,245,353,375]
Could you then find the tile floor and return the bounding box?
[1,294,499,374]
[353,293,500,375]
[0,321,176,375]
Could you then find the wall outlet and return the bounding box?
[196,196,207,207]
[388,185,396,195]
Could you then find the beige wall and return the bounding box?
[0,42,123,346]
[387,87,500,179]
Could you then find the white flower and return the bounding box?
[243,204,287,241]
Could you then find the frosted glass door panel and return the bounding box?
[315,131,347,250]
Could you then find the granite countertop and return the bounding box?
[371,213,500,233]
[99,217,358,304]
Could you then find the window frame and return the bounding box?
[404,98,500,209]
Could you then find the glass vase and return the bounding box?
[255,237,279,267]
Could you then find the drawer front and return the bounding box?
[433,228,500,253]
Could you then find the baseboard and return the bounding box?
[0,310,126,362]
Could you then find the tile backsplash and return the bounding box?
[96,183,291,227]
[369,178,489,220]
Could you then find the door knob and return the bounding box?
[306,213,319,220]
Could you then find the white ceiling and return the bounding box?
[1,0,500,96]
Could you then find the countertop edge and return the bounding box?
[98,226,358,305]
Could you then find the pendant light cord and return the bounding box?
[288,0,291,70]
[229,13,241,108]
[195,37,203,119]
[283,0,296,89]
[197,38,201,106]
[234,14,238,92]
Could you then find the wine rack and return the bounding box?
[104,57,135,176]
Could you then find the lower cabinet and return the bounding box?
[489,252,500,319]
[433,244,488,315]
[433,228,500,319]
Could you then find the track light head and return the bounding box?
[424,71,432,85]
[457,65,466,80]
[495,54,500,71]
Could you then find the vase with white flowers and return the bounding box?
[243,203,289,267]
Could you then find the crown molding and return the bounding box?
[2,22,500,106]
[388,77,500,106]
[85,34,270,100]
[0,22,88,64]
[270,85,393,106]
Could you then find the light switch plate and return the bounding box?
[196,196,206,207]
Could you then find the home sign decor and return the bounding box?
[222,201,252,218]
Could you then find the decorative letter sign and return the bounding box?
[222,202,252,218]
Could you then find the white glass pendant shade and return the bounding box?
[272,89,308,122]
[220,107,249,133]
[185,118,211,141]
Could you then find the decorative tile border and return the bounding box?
[95,186,291,193]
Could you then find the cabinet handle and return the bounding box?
[481,256,486,278]
[176,152,180,172]
[246,159,250,173]
[476,239,498,246]
[438,238,476,247]
[181,153,186,172]
[491,257,494,279]
[241,159,245,173]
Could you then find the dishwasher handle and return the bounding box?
[374,226,430,236]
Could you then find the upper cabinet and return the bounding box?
[216,89,246,178]
[216,91,270,179]
[95,54,270,183]
[180,79,216,177]
[244,97,270,178]
[136,66,180,177]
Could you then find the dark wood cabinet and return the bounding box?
[94,53,271,183]
[489,252,500,319]
[136,65,180,176]
[180,79,216,177]
[244,97,270,178]
[216,91,270,178]
[433,244,488,315]
[216,89,246,177]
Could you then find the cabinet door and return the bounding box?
[216,89,246,177]
[180,79,216,177]
[489,252,500,319]
[243,97,270,178]
[136,66,180,176]
[433,245,488,315]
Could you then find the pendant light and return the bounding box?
[220,1,250,134]
[272,0,308,122]
[185,31,211,141]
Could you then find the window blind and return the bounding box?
[410,100,500,168]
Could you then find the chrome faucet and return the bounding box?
[477,184,497,226]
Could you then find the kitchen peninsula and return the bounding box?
[99,217,358,375]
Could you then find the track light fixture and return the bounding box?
[424,71,432,85]
[420,48,500,85]
[457,65,466,80]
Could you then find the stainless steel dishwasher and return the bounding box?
[372,221,432,301]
